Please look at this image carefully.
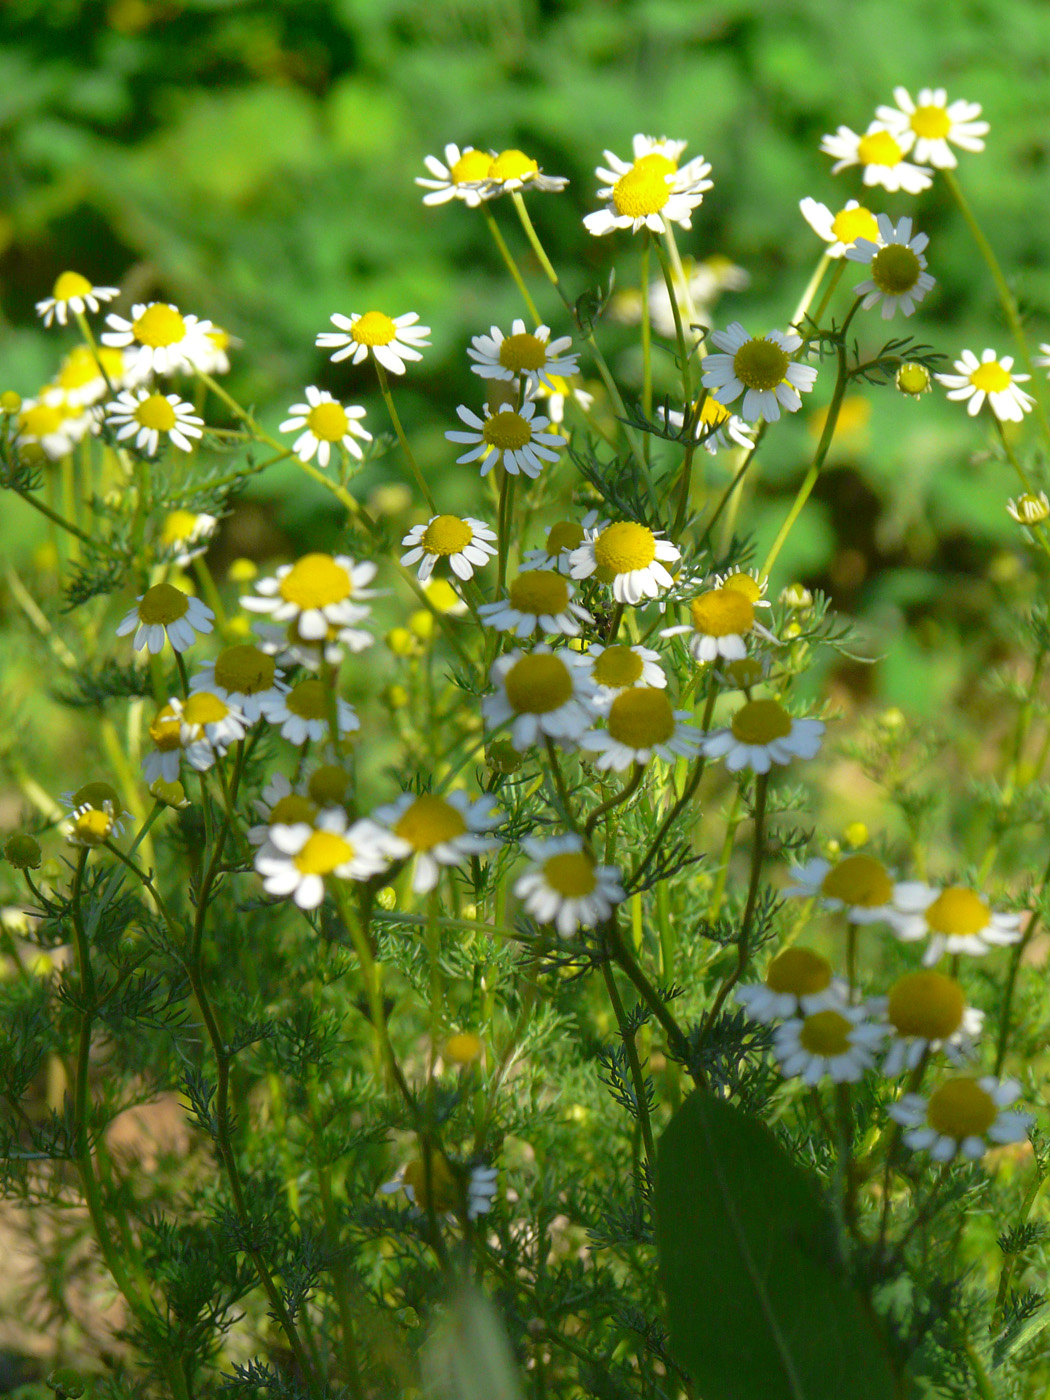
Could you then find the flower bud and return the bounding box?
[1,390,22,415]
[47,1368,86,1398]
[843,821,869,849]
[4,833,42,870]
[779,582,813,610]
[444,1031,483,1065]
[896,363,931,396]
[1007,491,1050,525]
[486,739,522,775]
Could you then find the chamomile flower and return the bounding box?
[657,396,755,453]
[51,344,128,407]
[255,809,393,909]
[241,554,377,640]
[102,302,213,377]
[251,613,375,669]
[1007,492,1050,525]
[783,854,896,925]
[446,397,565,479]
[661,585,776,663]
[700,698,825,774]
[171,690,249,765]
[936,349,1034,423]
[889,882,1024,964]
[521,513,601,575]
[583,141,713,236]
[569,520,680,605]
[372,791,500,894]
[36,271,120,328]
[845,215,935,319]
[190,643,288,722]
[877,970,984,1077]
[702,325,817,423]
[105,388,205,456]
[260,679,360,747]
[514,833,624,937]
[116,583,214,654]
[381,1154,498,1220]
[193,327,236,376]
[416,144,494,206]
[799,198,884,258]
[482,148,568,196]
[586,643,666,701]
[478,572,592,638]
[582,687,700,771]
[280,387,371,466]
[316,311,431,375]
[158,510,219,567]
[248,775,318,848]
[65,801,121,848]
[736,947,844,1024]
[532,374,595,425]
[142,703,191,784]
[15,398,89,460]
[400,515,497,582]
[889,1076,1030,1162]
[468,320,579,394]
[483,646,596,752]
[59,782,127,839]
[875,87,989,169]
[819,123,933,194]
[773,1005,887,1085]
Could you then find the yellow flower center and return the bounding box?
[444,1031,483,1064]
[897,363,931,395]
[606,687,675,749]
[149,703,183,751]
[612,164,671,218]
[278,554,353,608]
[499,332,548,373]
[182,691,230,727]
[924,887,991,937]
[592,646,643,688]
[138,582,190,625]
[764,947,832,996]
[286,679,328,721]
[214,644,275,694]
[503,653,574,714]
[57,345,123,390]
[593,522,656,575]
[689,588,755,637]
[424,578,462,613]
[820,854,893,907]
[208,328,231,349]
[799,1009,853,1057]
[488,149,539,182]
[969,362,1012,393]
[19,405,63,438]
[134,393,177,432]
[307,765,351,806]
[543,850,598,897]
[53,270,94,301]
[1012,493,1050,523]
[394,794,468,850]
[293,829,355,876]
[926,1078,997,1139]
[351,311,397,346]
[830,205,880,245]
[71,808,115,845]
[732,338,789,392]
[508,571,569,615]
[730,699,792,745]
[306,401,349,441]
[482,410,533,451]
[403,1154,457,1211]
[422,515,473,556]
[132,303,186,348]
[634,152,678,177]
[545,521,584,555]
[450,148,493,183]
[161,510,200,545]
[72,781,123,816]
[911,105,951,139]
[856,130,904,167]
[870,244,922,295]
[269,794,318,826]
[887,971,965,1040]
[698,395,731,427]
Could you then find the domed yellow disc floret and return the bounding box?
[969,361,1011,393]
[592,646,643,689]
[499,333,548,373]
[730,699,792,745]
[911,105,951,139]
[71,781,124,818]
[161,510,201,545]
[926,1077,997,1138]
[351,311,398,346]
[139,583,191,625]
[278,554,353,608]
[307,765,350,806]
[422,516,473,556]
[593,522,656,575]
[134,393,177,431]
[831,205,880,245]
[182,691,230,727]
[1,391,23,415]
[482,410,533,451]
[543,850,598,897]
[394,794,468,851]
[799,1009,853,1056]
[269,794,318,826]
[897,363,931,396]
[698,396,731,427]
[450,149,493,183]
[214,644,275,695]
[488,149,538,182]
[870,244,922,295]
[53,271,94,301]
[856,130,904,167]
[924,887,991,936]
[70,808,116,846]
[612,164,672,218]
[508,571,569,614]
[286,679,328,720]
[887,971,965,1040]
[732,339,789,392]
[606,688,675,748]
[293,830,355,875]
[504,654,574,715]
[545,521,584,555]
[306,401,349,441]
[403,1154,457,1211]
[820,854,892,908]
[445,1031,483,1065]
[57,344,124,390]
[764,947,832,996]
[690,588,754,637]
[19,405,64,438]
[132,304,186,348]
[149,703,183,751]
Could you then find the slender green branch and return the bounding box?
[601,956,657,1169]
[481,205,542,322]
[373,359,437,512]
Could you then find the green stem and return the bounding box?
[372,360,437,512]
[640,238,653,425]
[5,483,95,546]
[605,917,694,1071]
[600,955,656,1169]
[544,738,579,832]
[994,842,1050,1074]
[584,764,644,838]
[629,688,717,888]
[481,205,542,323]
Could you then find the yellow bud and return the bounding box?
[150,778,189,808]
[370,483,412,515]
[1,390,22,415]
[444,1032,483,1065]
[843,821,869,849]
[376,886,398,911]
[225,615,253,640]
[409,609,436,640]
[386,684,410,709]
[227,557,258,584]
[5,833,42,870]
[387,627,421,657]
[896,363,931,397]
[824,839,841,859]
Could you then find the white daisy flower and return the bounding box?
[889,1076,1030,1162]
[582,687,700,772]
[875,87,989,169]
[101,302,213,377]
[468,319,579,394]
[532,373,595,426]
[192,326,237,376]
[646,253,749,339]
[142,703,192,785]
[65,800,122,849]
[416,143,495,206]
[845,214,935,319]
[481,148,568,196]
[478,571,592,638]
[255,809,393,910]
[105,388,204,456]
[702,324,818,424]
[889,882,1024,965]
[583,140,713,237]
[280,386,371,467]
[1007,492,1050,526]
[259,678,360,747]
[241,554,377,640]
[247,774,318,848]
[372,790,500,894]
[49,344,129,408]
[171,690,249,768]
[158,509,219,567]
[116,583,214,654]
[483,645,596,752]
[190,643,288,723]
[799,198,885,258]
[251,613,374,670]
[657,395,755,454]
[736,947,845,1024]
[316,311,430,375]
[1033,342,1050,376]
[586,643,665,701]
[381,1155,498,1220]
[661,585,776,664]
[400,514,497,582]
[59,781,127,836]
[446,396,565,479]
[14,398,90,460]
[875,970,984,1078]
[521,512,601,575]
[515,833,624,937]
[936,349,1035,423]
[773,1004,887,1085]
[700,698,825,774]
[36,272,119,328]
[783,854,896,925]
[819,123,933,194]
[569,520,681,605]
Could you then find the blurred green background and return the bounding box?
[2,0,1050,715]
